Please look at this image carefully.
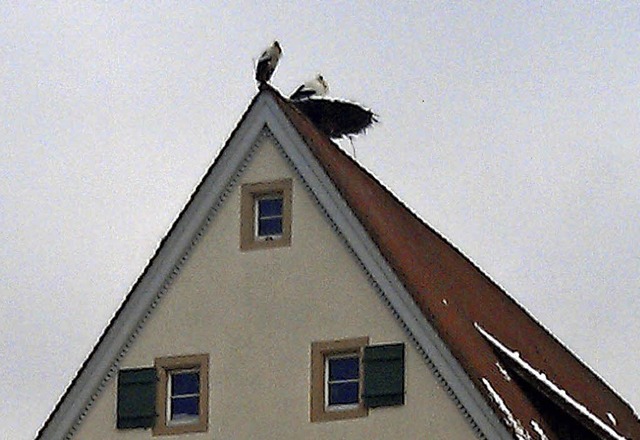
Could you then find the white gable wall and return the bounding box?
[73,135,477,439]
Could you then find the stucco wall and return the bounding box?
[73,136,478,439]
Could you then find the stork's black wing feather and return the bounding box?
[290,86,315,101]
[255,58,273,83]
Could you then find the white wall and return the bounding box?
[74,136,477,439]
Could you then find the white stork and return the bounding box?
[255,41,282,84]
[290,74,329,100]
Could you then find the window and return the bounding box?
[311,338,406,423]
[116,354,209,434]
[310,337,368,422]
[326,353,361,408]
[240,179,292,251]
[167,369,200,424]
[256,194,284,239]
[154,354,209,436]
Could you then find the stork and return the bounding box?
[255,41,282,84]
[290,74,329,100]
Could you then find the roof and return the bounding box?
[38,85,640,440]
[269,86,640,439]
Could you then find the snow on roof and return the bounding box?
[496,361,512,382]
[482,377,532,440]
[608,412,618,426]
[530,420,549,440]
[475,323,628,440]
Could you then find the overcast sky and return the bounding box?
[2,2,639,438]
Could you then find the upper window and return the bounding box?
[240,179,292,251]
[154,354,209,436]
[256,194,284,239]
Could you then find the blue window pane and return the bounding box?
[258,218,283,236]
[328,357,359,381]
[258,198,283,217]
[328,382,359,405]
[171,396,199,419]
[171,372,199,395]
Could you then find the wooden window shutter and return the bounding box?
[117,368,158,429]
[363,343,405,408]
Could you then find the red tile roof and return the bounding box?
[269,86,640,439]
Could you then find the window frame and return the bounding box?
[154,354,209,436]
[310,337,369,422]
[240,179,292,251]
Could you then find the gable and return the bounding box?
[69,129,479,439]
[42,86,636,440]
[37,86,640,440]
[39,91,512,439]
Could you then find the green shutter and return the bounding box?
[363,343,405,408]
[117,368,157,429]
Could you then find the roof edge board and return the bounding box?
[261,96,514,440]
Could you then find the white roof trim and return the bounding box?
[38,92,511,439]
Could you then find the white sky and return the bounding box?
[2,3,639,438]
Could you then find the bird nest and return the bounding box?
[292,98,377,139]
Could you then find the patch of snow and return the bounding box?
[465,266,640,419]
[482,377,532,440]
[530,420,549,440]
[496,361,511,381]
[475,323,628,440]
[607,412,618,426]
